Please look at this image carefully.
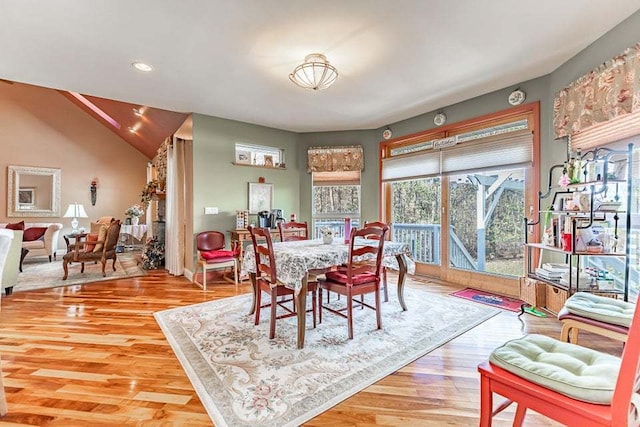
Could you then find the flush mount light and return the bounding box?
[132,62,153,72]
[289,53,338,91]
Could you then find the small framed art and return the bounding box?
[235,150,251,165]
[248,182,273,214]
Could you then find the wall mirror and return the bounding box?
[7,165,61,217]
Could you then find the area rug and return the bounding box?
[450,287,524,312]
[15,252,146,292]
[155,287,500,427]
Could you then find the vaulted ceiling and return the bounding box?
[2,1,640,135]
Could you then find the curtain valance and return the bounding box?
[307,145,364,172]
[553,42,640,139]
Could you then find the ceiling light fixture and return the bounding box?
[128,126,137,134]
[132,62,153,72]
[132,108,143,116]
[289,53,338,91]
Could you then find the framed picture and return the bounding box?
[264,155,274,167]
[248,182,273,214]
[235,150,251,165]
[18,187,35,206]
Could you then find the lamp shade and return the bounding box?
[63,203,88,218]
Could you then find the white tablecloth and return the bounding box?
[241,238,415,293]
[120,224,148,241]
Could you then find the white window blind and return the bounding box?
[442,130,533,174]
[381,151,440,181]
[570,110,640,151]
[382,129,533,181]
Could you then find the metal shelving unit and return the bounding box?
[524,143,633,301]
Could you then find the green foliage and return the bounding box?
[392,174,524,263]
[313,185,360,215]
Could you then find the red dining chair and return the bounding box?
[363,221,391,302]
[248,226,317,344]
[194,231,238,291]
[278,221,309,242]
[477,294,640,426]
[318,223,389,339]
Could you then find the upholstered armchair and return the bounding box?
[0,230,22,295]
[62,220,121,280]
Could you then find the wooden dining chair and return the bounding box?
[318,224,389,339]
[363,221,391,302]
[248,226,317,343]
[277,221,309,242]
[477,293,640,426]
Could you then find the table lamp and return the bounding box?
[63,202,88,233]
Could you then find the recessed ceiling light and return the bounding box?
[132,108,143,116]
[132,62,153,72]
[128,126,137,134]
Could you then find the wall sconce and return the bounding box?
[90,179,98,206]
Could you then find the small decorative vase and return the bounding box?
[132,216,140,226]
[322,234,332,244]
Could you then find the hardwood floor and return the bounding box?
[0,270,623,426]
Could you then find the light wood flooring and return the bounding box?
[0,269,623,426]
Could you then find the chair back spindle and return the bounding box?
[278,221,308,242]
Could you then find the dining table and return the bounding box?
[241,238,416,348]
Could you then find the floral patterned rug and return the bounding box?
[155,287,499,427]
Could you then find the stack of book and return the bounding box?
[535,263,574,281]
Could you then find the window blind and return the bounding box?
[312,171,361,186]
[381,129,533,181]
[381,151,440,181]
[570,110,640,151]
[442,130,533,174]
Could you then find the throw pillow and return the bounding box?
[23,227,47,241]
[200,249,235,260]
[93,225,109,253]
[90,222,103,235]
[84,233,99,252]
[5,221,25,230]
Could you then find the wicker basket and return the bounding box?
[520,277,546,308]
[545,286,568,314]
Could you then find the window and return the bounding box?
[380,103,539,288]
[234,143,284,168]
[312,171,361,238]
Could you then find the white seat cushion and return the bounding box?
[489,334,620,404]
[565,292,634,327]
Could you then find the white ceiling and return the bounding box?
[2,1,639,133]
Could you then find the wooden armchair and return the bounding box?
[62,219,121,280]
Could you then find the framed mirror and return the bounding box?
[7,165,61,217]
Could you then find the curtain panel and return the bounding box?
[307,145,364,172]
[553,42,640,139]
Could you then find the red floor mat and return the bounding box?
[450,288,524,312]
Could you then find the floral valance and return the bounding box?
[553,42,640,139]
[307,145,364,172]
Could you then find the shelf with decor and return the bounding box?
[231,162,286,170]
[524,143,633,304]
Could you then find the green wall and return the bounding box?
[191,114,300,239]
